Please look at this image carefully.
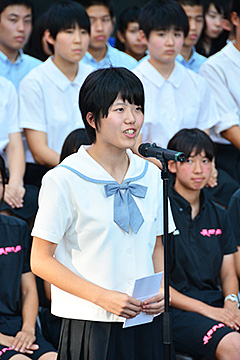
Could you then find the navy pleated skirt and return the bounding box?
[57,314,176,360]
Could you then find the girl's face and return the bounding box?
[205,4,223,39]
[123,22,147,60]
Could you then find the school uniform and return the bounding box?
[0,215,56,360]
[32,146,176,359]
[0,49,41,89]
[133,59,219,148]
[176,47,206,73]
[81,43,137,70]
[200,42,240,182]
[168,187,237,359]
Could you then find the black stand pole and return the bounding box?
[159,156,172,360]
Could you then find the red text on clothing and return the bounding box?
[203,323,225,345]
[200,229,222,237]
[0,245,21,256]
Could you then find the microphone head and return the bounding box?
[138,143,150,157]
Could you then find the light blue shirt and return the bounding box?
[81,44,137,70]
[176,47,206,73]
[0,49,41,88]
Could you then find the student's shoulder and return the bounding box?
[200,44,231,73]
[18,58,53,87]
[22,53,42,66]
[108,45,137,68]
[177,62,208,89]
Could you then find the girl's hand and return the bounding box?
[100,290,142,319]
[142,291,165,315]
[11,330,39,354]
[4,184,25,208]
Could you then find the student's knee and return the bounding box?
[39,352,57,360]
[215,332,240,360]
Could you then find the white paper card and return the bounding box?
[123,271,163,328]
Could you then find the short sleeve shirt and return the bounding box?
[19,57,93,163]
[32,146,175,322]
[0,77,20,154]
[168,187,237,303]
[200,42,240,144]
[0,215,31,316]
[133,59,219,148]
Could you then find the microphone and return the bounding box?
[138,143,186,162]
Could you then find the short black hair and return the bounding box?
[139,0,189,39]
[232,0,240,17]
[177,0,202,6]
[60,128,91,162]
[0,0,33,14]
[79,67,144,143]
[45,1,90,40]
[167,128,215,161]
[115,5,141,51]
[201,0,224,15]
[79,0,114,18]
[0,155,6,205]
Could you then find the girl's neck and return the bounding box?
[87,143,129,184]
[52,57,79,81]
[148,58,175,79]
[180,45,193,61]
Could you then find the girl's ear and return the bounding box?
[231,11,240,28]
[44,29,55,46]
[222,18,232,32]
[168,160,177,174]
[86,112,96,129]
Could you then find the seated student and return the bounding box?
[80,0,137,69]
[133,0,219,151]
[0,0,41,88]
[166,128,240,360]
[176,0,207,73]
[115,5,147,61]
[30,67,176,360]
[18,1,92,188]
[200,0,240,184]
[196,0,228,57]
[0,155,57,360]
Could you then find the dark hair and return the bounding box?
[0,0,33,14]
[115,6,141,51]
[45,1,90,40]
[196,0,229,57]
[0,155,7,205]
[60,128,91,162]
[79,67,144,143]
[167,128,215,161]
[79,0,114,18]
[139,0,189,39]
[177,0,202,6]
[25,12,51,61]
[232,0,240,17]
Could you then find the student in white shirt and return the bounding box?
[80,0,137,70]
[31,67,176,360]
[176,0,206,73]
[18,1,92,187]
[133,0,218,150]
[0,0,41,89]
[200,0,240,183]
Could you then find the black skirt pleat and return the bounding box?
[57,314,176,360]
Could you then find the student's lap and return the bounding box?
[0,315,56,360]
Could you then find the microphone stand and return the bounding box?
[158,154,172,360]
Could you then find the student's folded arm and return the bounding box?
[25,129,60,167]
[4,132,26,208]
[220,253,239,309]
[31,237,142,319]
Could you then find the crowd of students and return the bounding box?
[1,0,240,359]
